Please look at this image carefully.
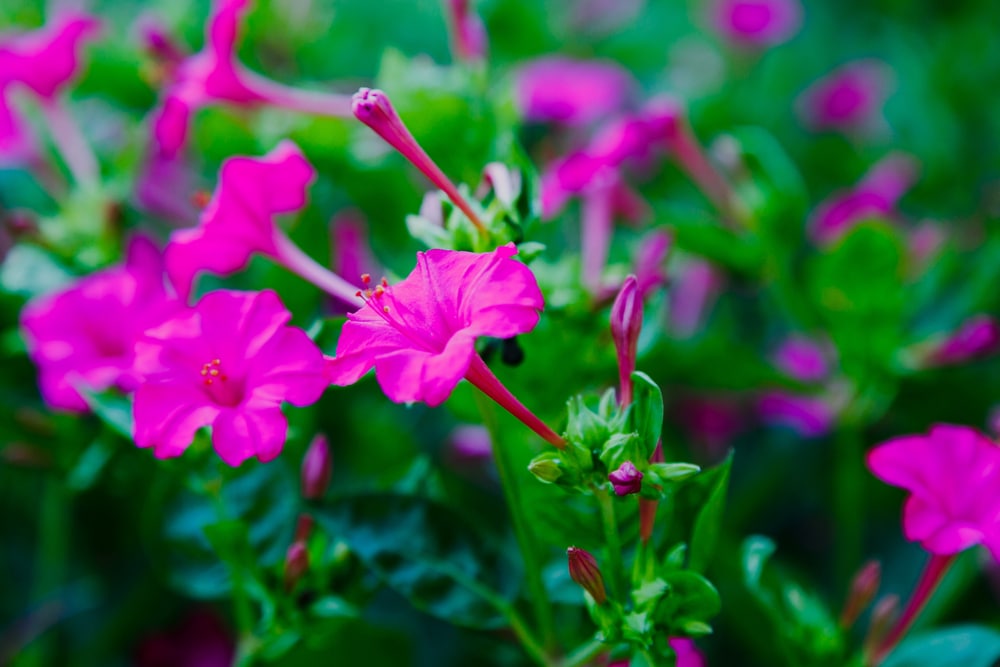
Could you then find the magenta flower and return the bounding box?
[773,335,830,382]
[445,0,487,63]
[133,289,328,466]
[797,60,892,134]
[809,153,918,246]
[150,0,351,157]
[165,141,361,305]
[20,236,178,413]
[516,57,634,126]
[707,0,803,48]
[611,276,642,405]
[300,434,332,499]
[867,424,1000,560]
[0,12,100,99]
[327,244,564,447]
[925,315,1000,367]
[609,460,644,496]
[669,638,706,667]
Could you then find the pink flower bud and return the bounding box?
[840,559,881,628]
[608,461,644,496]
[611,275,642,406]
[862,594,899,662]
[927,315,1000,367]
[567,546,607,604]
[294,513,314,542]
[284,541,309,591]
[301,434,332,500]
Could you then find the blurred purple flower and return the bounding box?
[611,276,642,405]
[132,290,328,466]
[926,315,1000,367]
[707,0,803,48]
[906,220,945,276]
[668,258,723,338]
[676,395,745,456]
[773,335,830,382]
[301,433,332,499]
[135,609,234,667]
[445,0,487,63]
[757,336,840,438]
[516,57,634,126]
[20,236,178,413]
[809,153,918,246]
[867,423,1000,560]
[135,151,200,225]
[331,209,381,289]
[609,460,644,496]
[797,60,892,134]
[447,424,493,465]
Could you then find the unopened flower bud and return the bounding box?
[528,455,563,484]
[284,541,309,591]
[352,87,485,232]
[862,594,899,662]
[446,0,488,63]
[301,434,331,499]
[610,275,642,406]
[840,559,881,628]
[608,460,643,496]
[567,546,607,604]
[294,513,314,542]
[926,315,1000,367]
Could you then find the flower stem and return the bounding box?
[249,75,354,117]
[869,554,956,666]
[834,424,864,592]
[593,485,625,600]
[559,637,607,667]
[673,129,746,229]
[41,99,100,189]
[274,233,364,306]
[465,353,565,448]
[474,392,557,656]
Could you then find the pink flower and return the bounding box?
[445,0,487,63]
[165,141,361,305]
[150,0,351,157]
[797,60,892,133]
[808,153,918,246]
[925,315,1000,367]
[0,13,100,99]
[757,336,840,438]
[773,336,830,383]
[669,638,706,667]
[328,244,542,406]
[867,424,1000,560]
[132,289,328,466]
[669,258,723,338]
[300,433,332,499]
[516,57,634,126]
[20,236,177,413]
[609,460,643,496]
[707,0,802,47]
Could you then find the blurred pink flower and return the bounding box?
[327,244,542,407]
[757,336,839,438]
[301,433,332,499]
[708,0,802,47]
[808,153,918,246]
[330,210,380,289]
[925,315,1000,367]
[669,258,723,338]
[797,60,892,133]
[773,335,830,382]
[135,608,234,667]
[445,0,487,63]
[150,0,351,157]
[516,57,633,126]
[670,638,706,667]
[20,236,177,413]
[676,395,745,457]
[135,151,200,225]
[867,424,1000,560]
[133,289,328,466]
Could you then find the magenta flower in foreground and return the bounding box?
[809,153,918,246]
[516,57,633,126]
[707,0,802,48]
[21,236,177,413]
[328,244,564,447]
[867,424,1000,560]
[165,141,361,305]
[797,60,892,134]
[133,290,328,466]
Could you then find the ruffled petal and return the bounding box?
[211,407,287,466]
[133,382,219,458]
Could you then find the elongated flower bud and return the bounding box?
[284,541,310,591]
[611,274,641,406]
[567,546,607,604]
[862,594,899,663]
[608,460,643,496]
[352,87,486,233]
[294,513,314,542]
[446,0,488,63]
[301,434,332,499]
[840,559,881,628]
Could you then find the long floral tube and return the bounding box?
[464,353,565,448]
[273,233,364,307]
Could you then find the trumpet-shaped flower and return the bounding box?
[867,424,1000,561]
[132,289,328,466]
[797,60,892,134]
[327,244,543,406]
[516,57,633,126]
[20,236,177,412]
[708,0,802,47]
[165,141,313,299]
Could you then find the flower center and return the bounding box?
[355,274,442,353]
[199,357,243,407]
[200,358,228,384]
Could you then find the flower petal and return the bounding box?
[211,406,287,466]
[133,382,220,458]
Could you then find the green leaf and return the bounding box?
[629,371,664,459]
[881,625,1000,667]
[312,494,507,629]
[655,571,721,632]
[687,452,733,573]
[0,243,74,297]
[633,578,669,611]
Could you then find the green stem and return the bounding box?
[834,425,864,592]
[593,486,625,600]
[475,393,557,654]
[560,637,607,667]
[21,476,69,667]
[504,604,552,667]
[208,487,254,638]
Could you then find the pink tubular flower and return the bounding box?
[20,236,177,413]
[797,60,892,134]
[150,0,351,157]
[867,424,1000,560]
[611,275,642,405]
[165,141,361,305]
[135,608,234,667]
[809,153,918,246]
[516,57,634,126]
[132,289,329,466]
[707,0,803,48]
[445,0,487,63]
[0,13,100,99]
[327,244,565,447]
